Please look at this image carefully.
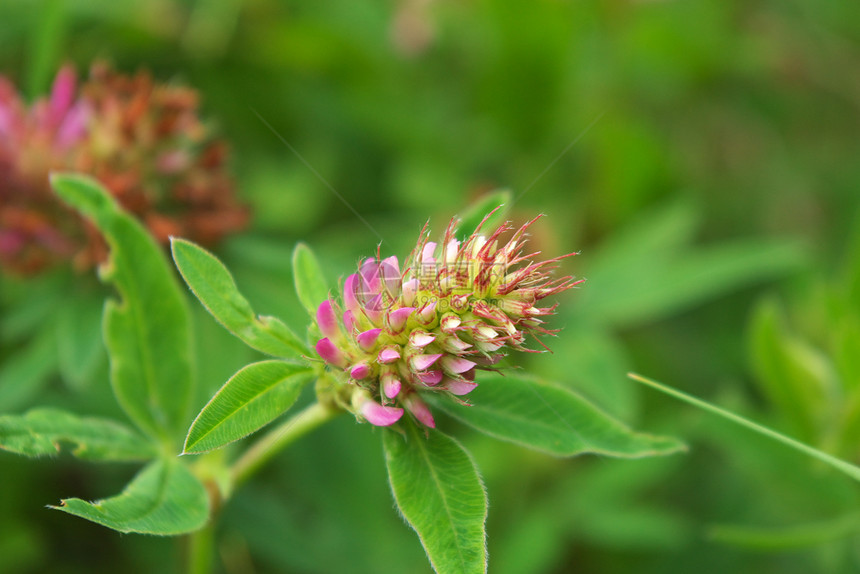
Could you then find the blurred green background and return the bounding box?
[2,0,860,572]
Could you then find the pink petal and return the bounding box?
[0,230,25,255]
[421,241,437,264]
[409,330,435,348]
[55,101,89,149]
[382,372,402,398]
[360,258,380,288]
[416,369,443,386]
[441,356,476,374]
[344,274,361,317]
[343,310,357,334]
[446,379,478,396]
[49,66,76,125]
[360,400,404,426]
[363,293,384,324]
[387,307,414,332]
[410,353,442,371]
[356,328,382,351]
[316,300,339,339]
[156,149,190,174]
[350,362,371,380]
[401,278,419,306]
[442,336,471,353]
[381,254,401,275]
[379,255,401,295]
[0,101,13,138]
[359,257,378,275]
[315,338,345,368]
[378,347,401,364]
[404,394,435,428]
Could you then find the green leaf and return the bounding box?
[587,199,699,269]
[183,360,314,454]
[0,328,57,412]
[383,422,487,574]
[580,238,806,327]
[835,367,860,458]
[25,0,65,99]
[0,270,69,342]
[0,408,155,461]
[454,189,512,239]
[748,298,835,442]
[834,317,860,394]
[709,514,860,550]
[52,458,210,535]
[575,201,806,329]
[539,325,637,421]
[171,237,308,359]
[292,242,330,317]
[52,174,193,444]
[629,372,860,482]
[427,373,684,458]
[55,293,106,390]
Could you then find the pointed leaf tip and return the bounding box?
[183,361,314,454]
[51,459,209,535]
[428,373,684,458]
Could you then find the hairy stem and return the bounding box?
[230,402,340,488]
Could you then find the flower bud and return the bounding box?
[377,346,401,364]
[316,338,346,368]
[316,300,340,339]
[403,393,435,428]
[353,390,403,426]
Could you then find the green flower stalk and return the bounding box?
[0,63,247,274]
[315,210,582,427]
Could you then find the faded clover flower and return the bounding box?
[315,211,582,428]
[0,63,247,274]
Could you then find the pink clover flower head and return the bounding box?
[0,62,248,275]
[314,209,582,427]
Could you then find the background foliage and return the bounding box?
[1,0,859,572]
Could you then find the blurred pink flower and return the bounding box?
[0,63,248,275]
